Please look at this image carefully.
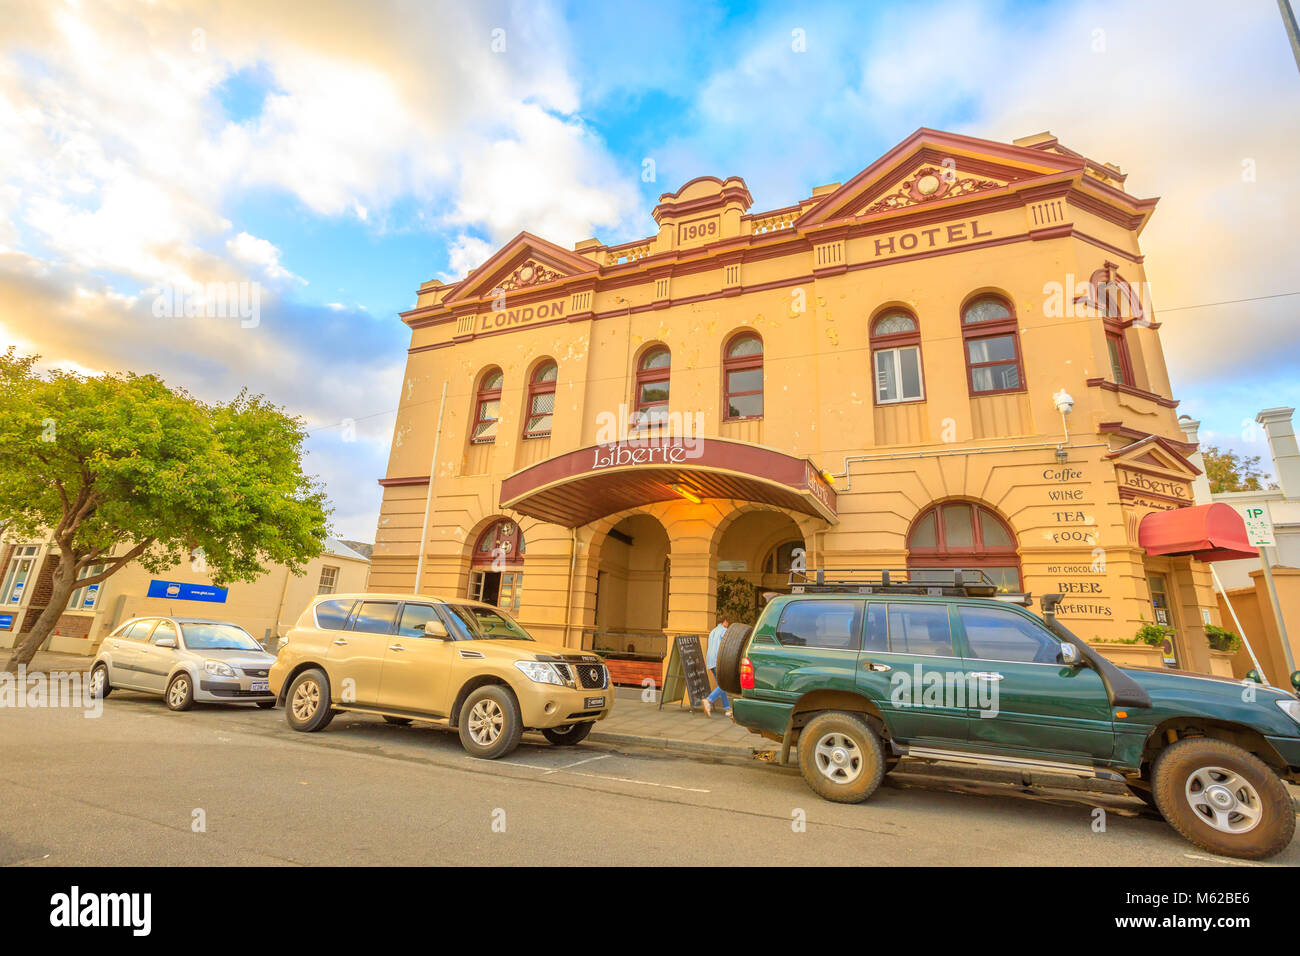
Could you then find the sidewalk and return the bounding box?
[591,686,775,758]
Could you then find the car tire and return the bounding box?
[284,668,335,733]
[89,663,112,700]
[383,715,413,726]
[715,623,752,695]
[255,701,276,709]
[797,711,886,804]
[165,672,195,712]
[1152,737,1295,860]
[457,684,523,759]
[542,722,594,746]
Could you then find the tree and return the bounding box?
[1202,444,1275,494]
[0,349,330,670]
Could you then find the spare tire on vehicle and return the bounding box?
[715,623,752,695]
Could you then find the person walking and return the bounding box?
[702,616,732,718]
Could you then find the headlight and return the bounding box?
[515,661,568,686]
[1276,699,1300,725]
[203,660,236,678]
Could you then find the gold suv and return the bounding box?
[269,593,613,758]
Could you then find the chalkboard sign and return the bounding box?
[659,634,711,710]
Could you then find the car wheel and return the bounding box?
[165,672,194,712]
[1152,737,1295,860]
[383,715,413,726]
[285,668,335,733]
[89,663,112,700]
[797,711,886,803]
[542,722,594,746]
[715,623,752,695]
[255,701,276,709]
[457,685,523,759]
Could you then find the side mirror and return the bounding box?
[155,637,177,649]
[1059,642,1080,666]
[424,619,450,640]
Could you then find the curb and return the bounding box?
[588,730,775,761]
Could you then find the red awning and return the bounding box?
[1137,503,1259,563]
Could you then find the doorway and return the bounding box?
[1148,572,1181,667]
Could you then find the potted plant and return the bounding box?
[1134,619,1172,647]
[1205,624,1242,654]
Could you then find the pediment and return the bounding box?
[444,231,598,304]
[1106,434,1202,479]
[798,128,1083,226]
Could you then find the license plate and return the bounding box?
[251,680,269,693]
[584,696,605,709]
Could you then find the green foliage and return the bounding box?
[1205,624,1242,653]
[0,347,330,586]
[1133,619,1171,648]
[1202,444,1274,494]
[716,574,757,626]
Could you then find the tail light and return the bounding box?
[739,657,755,690]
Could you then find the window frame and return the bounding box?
[774,598,865,650]
[523,361,558,439]
[960,295,1026,397]
[869,310,926,406]
[955,604,1063,665]
[907,501,1022,593]
[66,562,106,610]
[633,346,671,425]
[722,332,764,421]
[471,367,504,444]
[1105,327,1134,386]
[317,565,339,595]
[2,544,40,606]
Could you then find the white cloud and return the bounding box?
[226,232,304,284]
[441,234,494,281]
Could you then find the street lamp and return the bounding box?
[1053,389,1074,463]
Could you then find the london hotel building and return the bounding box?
[371,128,1258,680]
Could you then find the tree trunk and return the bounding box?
[3,563,79,673]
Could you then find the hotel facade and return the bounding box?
[371,128,1257,681]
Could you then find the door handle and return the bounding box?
[969,671,1004,681]
[388,644,405,652]
[861,660,892,672]
[332,639,348,646]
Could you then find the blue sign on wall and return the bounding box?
[0,613,13,629]
[146,580,228,603]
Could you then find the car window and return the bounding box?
[349,602,399,635]
[441,604,533,641]
[315,599,355,630]
[863,603,887,653]
[182,623,262,650]
[887,604,955,657]
[775,600,863,650]
[150,621,178,645]
[122,620,154,642]
[397,603,440,638]
[958,605,1060,663]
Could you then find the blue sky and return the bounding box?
[1,0,1297,538]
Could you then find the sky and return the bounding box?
[1,0,1297,539]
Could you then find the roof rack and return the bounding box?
[787,567,1033,606]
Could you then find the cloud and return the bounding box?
[226,232,305,285]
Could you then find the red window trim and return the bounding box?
[471,368,503,444]
[722,332,764,421]
[523,361,557,439]
[869,311,925,407]
[471,518,525,567]
[961,296,1026,398]
[906,502,1022,589]
[635,346,671,420]
[1104,326,1135,386]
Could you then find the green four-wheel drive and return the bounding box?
[714,568,1300,860]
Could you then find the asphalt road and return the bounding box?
[2,692,1297,867]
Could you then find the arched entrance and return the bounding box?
[588,514,671,673]
[907,500,1021,593]
[715,509,806,624]
[467,517,525,612]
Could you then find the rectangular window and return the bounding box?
[472,399,500,442]
[524,391,554,437]
[397,603,440,638]
[1106,331,1132,386]
[874,346,924,403]
[314,599,356,630]
[957,606,1059,663]
[966,335,1022,393]
[66,563,106,610]
[886,603,955,657]
[775,600,864,650]
[498,572,522,613]
[317,566,339,594]
[349,602,400,634]
[2,545,39,606]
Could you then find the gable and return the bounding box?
[1106,434,1202,478]
[444,231,598,304]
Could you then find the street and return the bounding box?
[3,693,1296,867]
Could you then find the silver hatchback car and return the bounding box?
[90,616,278,711]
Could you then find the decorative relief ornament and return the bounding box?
[863,166,1001,214]
[499,260,563,290]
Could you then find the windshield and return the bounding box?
[441,604,533,641]
[180,623,263,651]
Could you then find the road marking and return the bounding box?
[550,754,610,772]
[1183,853,1266,867]
[508,760,711,793]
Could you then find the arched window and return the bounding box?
[523,361,557,438]
[471,367,503,443]
[1090,264,1138,386]
[634,346,671,425]
[870,309,924,404]
[961,294,1024,396]
[723,332,763,420]
[469,518,524,612]
[907,501,1021,593]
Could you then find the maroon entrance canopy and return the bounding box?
[1137,503,1258,563]
[499,438,837,527]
